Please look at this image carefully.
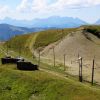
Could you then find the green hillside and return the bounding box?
[0,47,100,100]
[1,26,100,99]
[5,34,34,58]
[33,28,77,49]
[6,25,100,52]
[5,28,77,52]
[83,25,100,38]
[0,60,100,100]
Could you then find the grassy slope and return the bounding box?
[83,25,100,38]
[5,34,34,58]
[0,64,100,100]
[33,28,77,49]
[3,28,77,63]
[1,26,100,99]
[5,28,77,51]
[5,26,100,52]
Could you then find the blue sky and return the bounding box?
[0,0,100,23]
[0,0,20,8]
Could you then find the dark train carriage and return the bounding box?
[1,57,24,64]
[17,61,38,71]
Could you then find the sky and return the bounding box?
[0,0,100,23]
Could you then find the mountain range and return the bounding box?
[0,16,87,28]
[1,16,100,41]
[0,24,46,41]
[31,16,87,28]
[0,16,89,41]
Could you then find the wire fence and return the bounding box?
[0,45,100,86]
[38,50,100,86]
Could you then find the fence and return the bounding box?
[37,50,100,86]
[0,45,100,86]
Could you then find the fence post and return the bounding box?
[78,54,80,81]
[78,56,83,82]
[91,58,95,85]
[53,47,55,67]
[64,54,66,71]
[38,50,41,67]
[80,57,83,82]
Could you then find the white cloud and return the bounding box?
[16,0,33,12]
[32,0,47,12]
[0,5,10,19]
[0,0,100,20]
[87,0,100,5]
[16,0,100,14]
[50,0,100,9]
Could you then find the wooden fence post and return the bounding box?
[64,54,66,71]
[38,50,40,67]
[78,54,80,81]
[78,56,83,82]
[91,58,95,85]
[53,47,55,67]
[80,57,83,82]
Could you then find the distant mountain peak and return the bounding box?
[0,16,87,28]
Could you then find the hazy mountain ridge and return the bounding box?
[0,24,46,41]
[0,16,87,28]
[0,16,88,41]
[32,16,87,28]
